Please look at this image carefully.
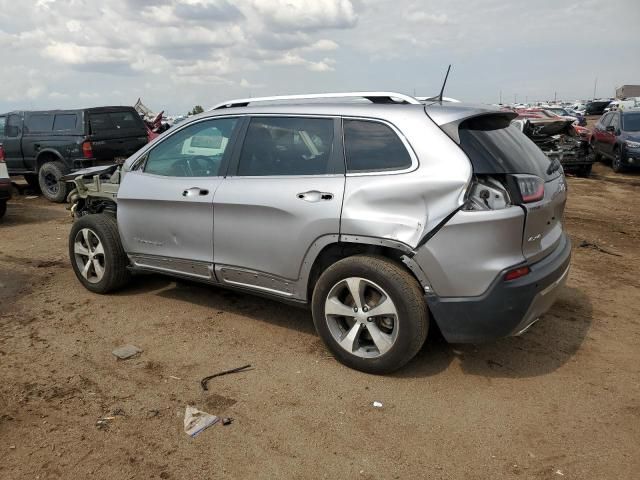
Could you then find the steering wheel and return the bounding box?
[184,155,219,176]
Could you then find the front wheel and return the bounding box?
[38,161,68,203]
[612,148,625,173]
[69,214,131,293]
[312,255,429,374]
[591,140,602,162]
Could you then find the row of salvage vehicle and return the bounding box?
[506,105,640,176]
[1,92,637,373]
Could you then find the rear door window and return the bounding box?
[26,114,54,133]
[237,117,336,176]
[600,113,613,127]
[343,119,412,172]
[53,114,78,131]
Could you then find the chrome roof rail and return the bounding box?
[209,92,422,110]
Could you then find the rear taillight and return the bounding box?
[464,176,511,211]
[82,141,93,159]
[504,266,530,281]
[0,145,5,163]
[516,175,545,203]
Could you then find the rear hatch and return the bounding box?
[447,112,567,263]
[86,107,148,162]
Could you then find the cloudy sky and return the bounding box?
[0,0,638,114]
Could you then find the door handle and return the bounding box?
[182,187,209,197]
[296,190,333,202]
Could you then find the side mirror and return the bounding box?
[606,125,615,132]
[6,125,19,137]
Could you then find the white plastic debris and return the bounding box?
[372,401,383,408]
[112,344,143,360]
[555,470,564,476]
[183,406,219,437]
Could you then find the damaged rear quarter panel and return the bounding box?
[340,110,472,248]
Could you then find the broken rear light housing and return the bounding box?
[0,144,5,163]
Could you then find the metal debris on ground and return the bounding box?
[96,416,116,430]
[578,240,622,257]
[200,364,252,391]
[372,401,383,408]
[111,344,143,360]
[183,406,219,437]
[222,417,233,426]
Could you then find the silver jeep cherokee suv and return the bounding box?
[66,92,571,373]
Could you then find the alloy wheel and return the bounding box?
[324,277,399,358]
[73,228,106,284]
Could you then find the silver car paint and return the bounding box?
[521,175,567,263]
[116,102,560,304]
[340,110,471,249]
[117,170,223,264]
[412,207,526,297]
[212,174,344,296]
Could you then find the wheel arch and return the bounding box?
[300,236,432,302]
[36,149,65,169]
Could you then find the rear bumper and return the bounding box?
[71,158,119,170]
[0,178,12,200]
[426,233,571,343]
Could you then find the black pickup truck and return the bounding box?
[0,107,148,202]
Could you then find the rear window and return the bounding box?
[343,119,412,172]
[26,114,54,132]
[89,111,144,134]
[53,114,78,131]
[458,116,558,180]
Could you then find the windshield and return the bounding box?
[622,113,640,131]
[547,108,567,116]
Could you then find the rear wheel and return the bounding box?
[38,161,68,203]
[612,148,625,173]
[0,200,6,219]
[312,255,428,374]
[69,214,130,293]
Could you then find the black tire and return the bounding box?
[576,163,593,177]
[68,214,130,294]
[591,140,602,162]
[311,255,428,374]
[23,174,41,192]
[612,148,625,173]
[0,200,6,219]
[38,161,68,203]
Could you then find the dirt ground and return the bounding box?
[1,163,639,480]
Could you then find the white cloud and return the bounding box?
[252,0,357,31]
[0,0,638,113]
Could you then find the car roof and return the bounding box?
[197,101,503,127]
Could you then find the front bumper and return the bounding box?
[623,147,640,167]
[426,234,571,343]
